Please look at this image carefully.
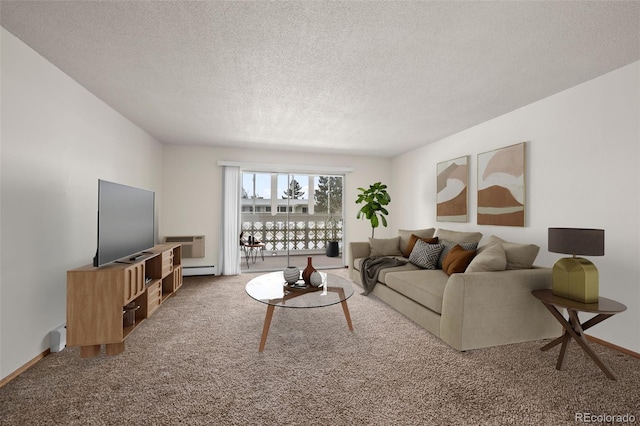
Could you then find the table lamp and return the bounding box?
[548,227,604,303]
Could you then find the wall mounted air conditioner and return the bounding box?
[163,235,205,258]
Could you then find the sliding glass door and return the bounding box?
[240,171,344,268]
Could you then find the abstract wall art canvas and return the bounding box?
[477,142,526,226]
[437,156,468,222]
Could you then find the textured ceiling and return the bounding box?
[2,1,639,157]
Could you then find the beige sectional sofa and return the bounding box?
[349,228,560,351]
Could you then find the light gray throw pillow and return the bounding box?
[369,237,402,257]
[476,235,540,269]
[503,242,540,270]
[466,243,507,272]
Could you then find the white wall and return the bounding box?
[392,62,640,352]
[0,29,164,380]
[161,145,392,271]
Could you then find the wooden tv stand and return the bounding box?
[67,243,182,358]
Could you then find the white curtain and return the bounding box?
[219,166,241,275]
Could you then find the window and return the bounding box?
[241,171,344,253]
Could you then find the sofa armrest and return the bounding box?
[348,242,371,281]
[440,268,560,351]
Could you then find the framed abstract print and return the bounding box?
[436,156,468,222]
[477,142,526,227]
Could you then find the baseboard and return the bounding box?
[586,334,640,359]
[0,349,50,388]
[183,266,216,276]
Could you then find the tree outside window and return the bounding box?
[314,176,343,215]
[282,179,305,199]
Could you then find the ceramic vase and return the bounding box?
[302,256,316,286]
[309,271,323,287]
[283,266,300,285]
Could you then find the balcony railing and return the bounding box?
[241,213,342,254]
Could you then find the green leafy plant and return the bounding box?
[356,182,391,238]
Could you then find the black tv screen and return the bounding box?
[94,179,155,267]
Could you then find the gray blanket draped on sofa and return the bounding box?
[359,257,407,295]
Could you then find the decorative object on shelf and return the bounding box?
[302,256,317,286]
[477,142,526,227]
[356,182,391,238]
[123,302,139,327]
[548,227,604,303]
[309,271,323,287]
[283,266,301,285]
[437,156,469,223]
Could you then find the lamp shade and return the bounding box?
[548,228,604,256]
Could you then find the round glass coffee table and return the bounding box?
[245,271,354,352]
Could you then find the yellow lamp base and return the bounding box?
[552,257,599,303]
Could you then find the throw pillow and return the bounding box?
[403,235,439,258]
[475,234,504,255]
[408,240,444,269]
[369,237,402,257]
[438,240,478,269]
[476,235,539,269]
[503,242,540,270]
[465,243,507,273]
[442,244,477,275]
[397,228,436,255]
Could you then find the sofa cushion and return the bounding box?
[466,242,507,272]
[442,244,477,275]
[438,240,479,269]
[369,237,402,256]
[398,228,436,255]
[385,269,449,314]
[477,235,539,269]
[403,235,439,258]
[409,240,444,269]
[435,228,483,244]
[354,257,421,284]
[378,262,422,284]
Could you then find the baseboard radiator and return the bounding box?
[163,235,205,258]
[183,266,217,276]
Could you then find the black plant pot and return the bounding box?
[326,241,340,257]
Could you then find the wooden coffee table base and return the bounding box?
[258,286,353,352]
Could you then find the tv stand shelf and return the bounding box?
[67,243,182,358]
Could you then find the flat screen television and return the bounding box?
[93,179,155,267]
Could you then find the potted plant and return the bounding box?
[356,182,391,238]
[325,217,341,257]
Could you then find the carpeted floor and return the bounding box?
[1,269,639,425]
